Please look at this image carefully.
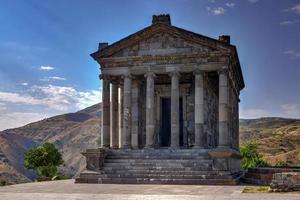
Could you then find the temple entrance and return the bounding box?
[159,97,183,147]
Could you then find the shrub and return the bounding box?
[274,161,289,167]
[240,142,268,170]
[24,143,63,178]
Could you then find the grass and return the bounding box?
[243,186,270,193]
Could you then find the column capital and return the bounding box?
[218,68,228,75]
[193,69,205,76]
[99,74,111,81]
[169,71,180,77]
[144,72,156,78]
[121,74,132,79]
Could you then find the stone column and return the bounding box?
[119,85,124,148]
[131,80,139,149]
[111,83,119,148]
[218,69,230,148]
[122,75,132,148]
[100,75,110,148]
[145,72,156,148]
[170,71,180,148]
[194,70,205,148]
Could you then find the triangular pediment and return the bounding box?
[94,24,233,59]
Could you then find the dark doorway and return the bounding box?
[160,98,171,147]
[159,97,183,147]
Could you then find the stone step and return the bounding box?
[104,160,212,167]
[97,177,238,185]
[95,173,236,180]
[105,158,212,163]
[103,162,211,168]
[102,165,212,171]
[107,155,208,160]
[99,169,224,176]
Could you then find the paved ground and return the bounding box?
[0,179,299,200]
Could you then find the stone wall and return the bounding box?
[270,172,300,192]
[228,80,239,150]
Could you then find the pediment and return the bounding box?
[94,24,233,59]
[112,32,215,57]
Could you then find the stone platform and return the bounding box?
[1,179,300,200]
[76,148,242,185]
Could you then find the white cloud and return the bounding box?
[0,112,50,131]
[280,20,298,26]
[284,4,300,14]
[283,50,300,58]
[40,76,66,81]
[239,108,269,119]
[281,104,300,118]
[0,102,6,111]
[0,92,42,105]
[40,65,54,71]
[291,4,300,14]
[21,82,29,86]
[225,2,235,8]
[248,0,259,3]
[207,7,226,15]
[0,85,101,111]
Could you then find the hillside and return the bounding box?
[239,117,300,166]
[0,104,300,185]
[0,104,101,185]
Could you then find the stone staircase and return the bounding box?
[76,149,242,185]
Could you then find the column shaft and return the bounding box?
[101,76,110,147]
[119,85,124,148]
[122,75,132,148]
[111,83,119,148]
[218,69,230,147]
[131,80,139,149]
[194,71,205,148]
[145,73,155,148]
[170,72,180,148]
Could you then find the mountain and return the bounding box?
[239,117,300,166]
[0,104,101,185]
[0,104,300,185]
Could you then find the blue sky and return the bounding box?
[0,0,299,130]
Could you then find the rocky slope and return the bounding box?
[0,104,101,185]
[239,117,300,166]
[0,103,299,185]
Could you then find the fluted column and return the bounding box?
[111,83,119,148]
[131,80,140,149]
[194,70,205,148]
[100,74,110,148]
[170,71,180,148]
[119,85,124,148]
[145,72,156,148]
[122,75,132,148]
[218,69,230,148]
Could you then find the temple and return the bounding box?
[76,14,245,185]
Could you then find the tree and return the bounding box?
[24,143,63,178]
[240,142,268,170]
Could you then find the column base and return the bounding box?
[120,146,132,150]
[208,147,241,172]
[209,146,241,158]
[193,145,205,149]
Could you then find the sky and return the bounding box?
[0,0,299,131]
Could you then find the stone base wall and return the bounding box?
[270,172,300,192]
[243,167,300,185]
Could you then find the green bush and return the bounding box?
[240,142,268,170]
[274,161,289,167]
[24,143,63,178]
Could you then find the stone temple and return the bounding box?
[76,14,245,185]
